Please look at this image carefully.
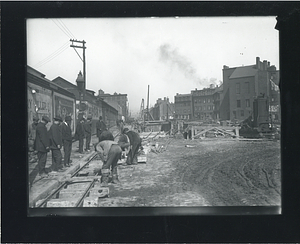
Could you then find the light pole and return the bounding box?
[76,71,85,120]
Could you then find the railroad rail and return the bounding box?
[35,153,108,208]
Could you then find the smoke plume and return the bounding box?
[158,43,219,87]
[158,44,202,84]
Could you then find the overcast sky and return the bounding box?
[27,17,279,117]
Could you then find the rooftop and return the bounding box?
[229,65,257,79]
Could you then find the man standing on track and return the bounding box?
[75,117,85,154]
[61,115,73,167]
[84,115,93,152]
[96,116,107,142]
[49,116,64,172]
[34,115,51,177]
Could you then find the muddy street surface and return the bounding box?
[98,137,281,207]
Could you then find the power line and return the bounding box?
[34,42,70,68]
[34,41,69,66]
[57,19,76,39]
[35,46,68,68]
[52,19,73,39]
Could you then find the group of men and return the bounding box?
[33,115,74,178]
[32,114,142,187]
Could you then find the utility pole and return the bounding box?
[146,85,150,121]
[140,99,144,122]
[70,39,87,99]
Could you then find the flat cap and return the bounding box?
[54,115,63,122]
[65,115,72,121]
[42,115,51,123]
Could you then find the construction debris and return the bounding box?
[192,126,236,139]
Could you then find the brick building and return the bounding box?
[174,93,192,120]
[98,89,128,120]
[191,85,216,121]
[52,76,118,132]
[221,57,280,121]
[27,66,76,134]
[152,97,175,120]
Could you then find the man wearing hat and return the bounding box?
[28,116,40,152]
[118,128,142,165]
[84,115,93,152]
[61,115,73,167]
[30,116,39,141]
[75,117,85,154]
[49,115,64,171]
[96,116,107,142]
[34,115,51,177]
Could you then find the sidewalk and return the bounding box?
[28,135,99,207]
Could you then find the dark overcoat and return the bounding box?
[84,120,92,135]
[96,120,107,138]
[49,123,63,150]
[34,122,50,152]
[75,122,85,139]
[61,122,72,141]
[126,131,142,159]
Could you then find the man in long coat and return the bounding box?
[61,115,73,167]
[75,117,85,154]
[96,116,107,142]
[49,116,63,171]
[84,115,93,151]
[34,115,51,176]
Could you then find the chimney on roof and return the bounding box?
[256,57,260,69]
[263,60,268,70]
[267,61,270,67]
[98,89,104,96]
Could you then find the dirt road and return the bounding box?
[96,137,281,207]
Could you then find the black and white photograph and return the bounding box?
[27,16,281,212]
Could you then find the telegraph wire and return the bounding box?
[34,41,70,68]
[57,19,76,39]
[35,46,68,68]
[52,19,73,39]
[34,41,69,66]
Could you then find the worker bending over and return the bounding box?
[95,139,122,186]
[118,128,142,165]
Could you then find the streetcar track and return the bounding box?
[36,153,105,208]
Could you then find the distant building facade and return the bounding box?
[52,76,118,132]
[152,97,174,120]
[174,93,192,120]
[191,85,216,121]
[98,89,128,120]
[173,57,280,123]
[221,57,280,121]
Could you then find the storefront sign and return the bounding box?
[27,83,52,133]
